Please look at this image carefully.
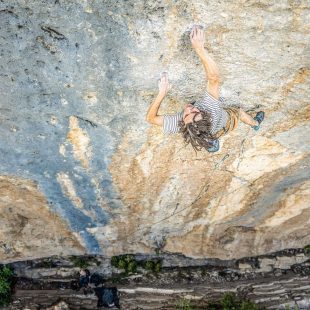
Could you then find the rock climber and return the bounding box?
[146,25,265,152]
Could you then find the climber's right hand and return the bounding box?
[190,25,205,51]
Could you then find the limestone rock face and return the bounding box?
[0,0,309,261]
[0,176,84,261]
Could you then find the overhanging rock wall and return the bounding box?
[0,0,309,262]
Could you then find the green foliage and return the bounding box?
[239,300,260,310]
[304,245,310,256]
[111,255,137,275]
[144,260,155,271]
[69,256,90,269]
[111,255,162,275]
[284,304,298,310]
[127,261,137,273]
[221,293,259,310]
[154,260,162,273]
[0,265,14,306]
[117,259,127,270]
[221,293,239,310]
[144,260,162,273]
[68,256,100,268]
[111,256,119,267]
[176,298,194,310]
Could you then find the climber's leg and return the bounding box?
[239,109,257,126]
[240,109,265,130]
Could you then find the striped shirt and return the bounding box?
[163,91,229,135]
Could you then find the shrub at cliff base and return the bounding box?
[176,293,260,310]
[304,245,310,256]
[111,255,162,275]
[0,265,14,306]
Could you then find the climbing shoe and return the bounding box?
[252,111,265,131]
[207,139,220,153]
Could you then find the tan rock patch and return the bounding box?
[259,180,310,228]
[67,116,92,169]
[56,172,83,210]
[0,175,84,262]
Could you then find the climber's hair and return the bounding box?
[178,110,215,152]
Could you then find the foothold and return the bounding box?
[74,115,98,128]
[41,25,66,40]
[0,9,18,18]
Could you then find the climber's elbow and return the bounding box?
[146,113,153,123]
[146,115,163,126]
[146,116,152,124]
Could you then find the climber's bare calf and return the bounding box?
[239,109,257,127]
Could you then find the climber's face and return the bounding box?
[183,103,202,125]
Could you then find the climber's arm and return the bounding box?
[190,26,220,99]
[146,94,164,126]
[146,74,170,126]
